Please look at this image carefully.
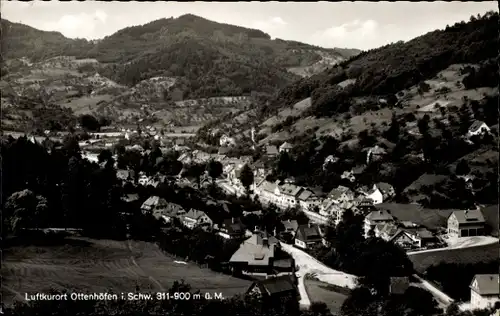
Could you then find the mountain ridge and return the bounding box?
[1,14,361,99]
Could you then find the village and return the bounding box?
[14,117,494,313]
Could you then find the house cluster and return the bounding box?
[361,206,491,251]
[140,195,246,240]
[254,178,396,226]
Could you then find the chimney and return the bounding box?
[263,237,269,247]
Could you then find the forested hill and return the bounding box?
[260,11,499,119]
[1,14,360,98]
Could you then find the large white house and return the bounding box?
[470,274,500,310]
[467,121,490,138]
[255,180,303,210]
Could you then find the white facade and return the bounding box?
[470,290,499,310]
[294,238,307,249]
[468,123,490,138]
[366,188,384,205]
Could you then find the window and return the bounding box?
[462,229,469,237]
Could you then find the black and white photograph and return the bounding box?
[1,1,499,315]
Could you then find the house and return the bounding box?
[219,134,236,147]
[374,222,399,240]
[365,186,384,204]
[229,232,291,276]
[246,274,298,301]
[389,228,435,249]
[255,180,304,210]
[252,161,267,178]
[318,199,344,224]
[366,145,387,164]
[122,193,139,203]
[281,219,299,236]
[468,121,490,137]
[447,209,485,238]
[294,223,323,250]
[297,189,321,212]
[116,169,135,183]
[374,182,396,200]
[266,145,279,157]
[341,170,356,182]
[389,277,410,295]
[141,196,168,214]
[279,142,293,153]
[470,274,500,310]
[182,209,214,230]
[215,217,245,240]
[323,155,339,170]
[364,210,394,237]
[328,186,355,204]
[152,202,186,223]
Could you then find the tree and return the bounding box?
[98,149,113,164]
[384,113,400,143]
[62,134,81,158]
[79,114,101,131]
[239,164,254,194]
[455,160,470,175]
[207,159,223,184]
[4,189,48,234]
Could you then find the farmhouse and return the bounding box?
[447,209,485,238]
[470,274,500,310]
[328,186,355,204]
[141,196,167,214]
[215,217,245,240]
[279,142,293,153]
[467,120,490,137]
[229,233,293,276]
[294,223,322,250]
[266,145,279,157]
[182,209,214,230]
[152,202,186,223]
[389,228,436,249]
[364,210,394,237]
[281,219,299,236]
[246,274,298,301]
[297,189,321,211]
[255,180,304,210]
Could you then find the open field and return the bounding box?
[304,277,349,315]
[2,236,251,306]
[408,239,499,273]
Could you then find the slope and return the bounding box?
[1,14,360,99]
[198,11,499,209]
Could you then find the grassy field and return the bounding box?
[2,236,251,306]
[304,276,349,315]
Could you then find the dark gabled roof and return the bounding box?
[450,209,485,224]
[282,220,299,231]
[246,232,280,246]
[266,145,279,155]
[469,120,488,132]
[295,224,322,242]
[470,274,499,296]
[366,210,394,222]
[249,275,296,296]
[184,209,210,221]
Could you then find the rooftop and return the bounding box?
[470,274,499,296]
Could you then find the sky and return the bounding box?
[2,1,497,50]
